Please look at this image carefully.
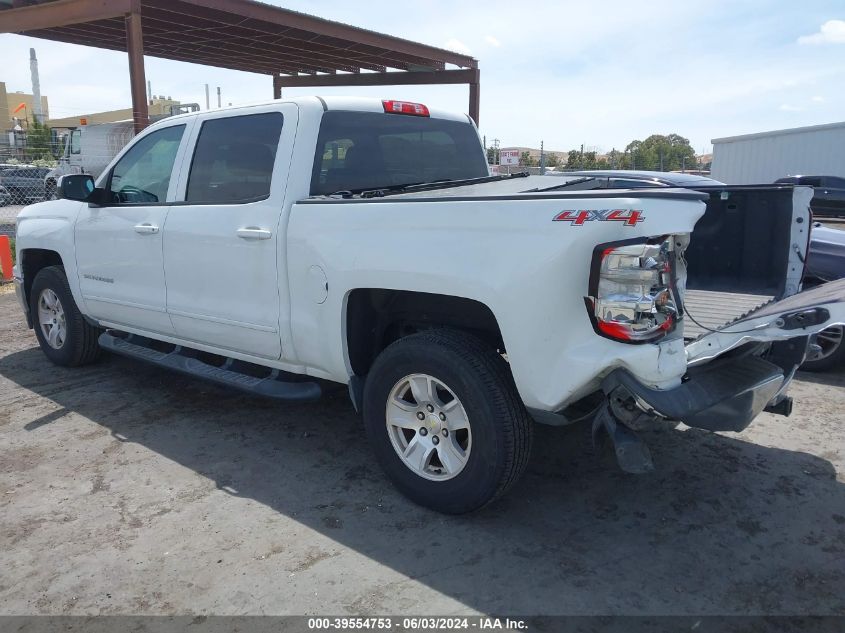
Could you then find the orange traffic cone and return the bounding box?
[0,235,13,281]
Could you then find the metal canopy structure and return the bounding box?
[0,0,480,132]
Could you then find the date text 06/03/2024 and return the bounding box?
[306,616,528,630]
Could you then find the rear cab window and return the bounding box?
[310,111,488,195]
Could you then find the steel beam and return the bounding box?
[175,0,477,69]
[0,0,132,33]
[125,9,149,132]
[468,77,480,126]
[275,68,479,88]
[273,75,282,100]
[276,69,481,123]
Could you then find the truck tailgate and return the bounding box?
[686,278,845,365]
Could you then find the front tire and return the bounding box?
[362,329,532,514]
[30,266,102,367]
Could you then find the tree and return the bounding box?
[25,117,55,162]
[623,134,696,172]
[544,152,560,168]
[519,151,536,167]
[606,148,623,169]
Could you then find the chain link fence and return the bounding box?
[0,138,62,239]
[0,164,50,239]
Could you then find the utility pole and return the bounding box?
[580,143,584,170]
[540,140,545,175]
[217,86,221,108]
[205,84,210,110]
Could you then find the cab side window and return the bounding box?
[108,125,185,204]
[70,130,81,155]
[185,112,284,204]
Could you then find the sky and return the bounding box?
[2,0,845,154]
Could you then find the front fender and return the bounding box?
[15,200,85,311]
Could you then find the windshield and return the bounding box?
[310,111,488,195]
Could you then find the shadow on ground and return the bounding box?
[1,345,844,615]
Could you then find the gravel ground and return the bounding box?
[0,292,843,616]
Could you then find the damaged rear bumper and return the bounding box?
[603,354,785,434]
[593,355,788,474]
[587,277,845,474]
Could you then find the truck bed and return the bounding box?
[683,290,775,340]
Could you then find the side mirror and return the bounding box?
[57,174,96,202]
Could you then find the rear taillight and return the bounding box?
[586,236,681,344]
[382,100,430,117]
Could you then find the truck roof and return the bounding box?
[161,96,472,124]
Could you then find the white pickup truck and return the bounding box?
[12,97,845,513]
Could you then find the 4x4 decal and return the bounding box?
[553,209,644,226]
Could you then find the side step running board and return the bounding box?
[99,332,322,402]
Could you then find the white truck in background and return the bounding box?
[12,96,845,514]
[44,121,135,198]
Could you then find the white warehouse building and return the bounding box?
[710,120,845,184]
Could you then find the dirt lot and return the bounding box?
[0,291,843,616]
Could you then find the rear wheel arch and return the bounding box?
[345,288,506,378]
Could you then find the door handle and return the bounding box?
[236,227,272,240]
[134,223,159,234]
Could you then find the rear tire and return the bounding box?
[362,329,532,514]
[802,326,845,372]
[30,266,102,367]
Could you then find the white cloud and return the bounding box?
[811,95,825,102]
[443,38,471,54]
[798,19,845,45]
[779,104,804,112]
[485,35,501,47]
